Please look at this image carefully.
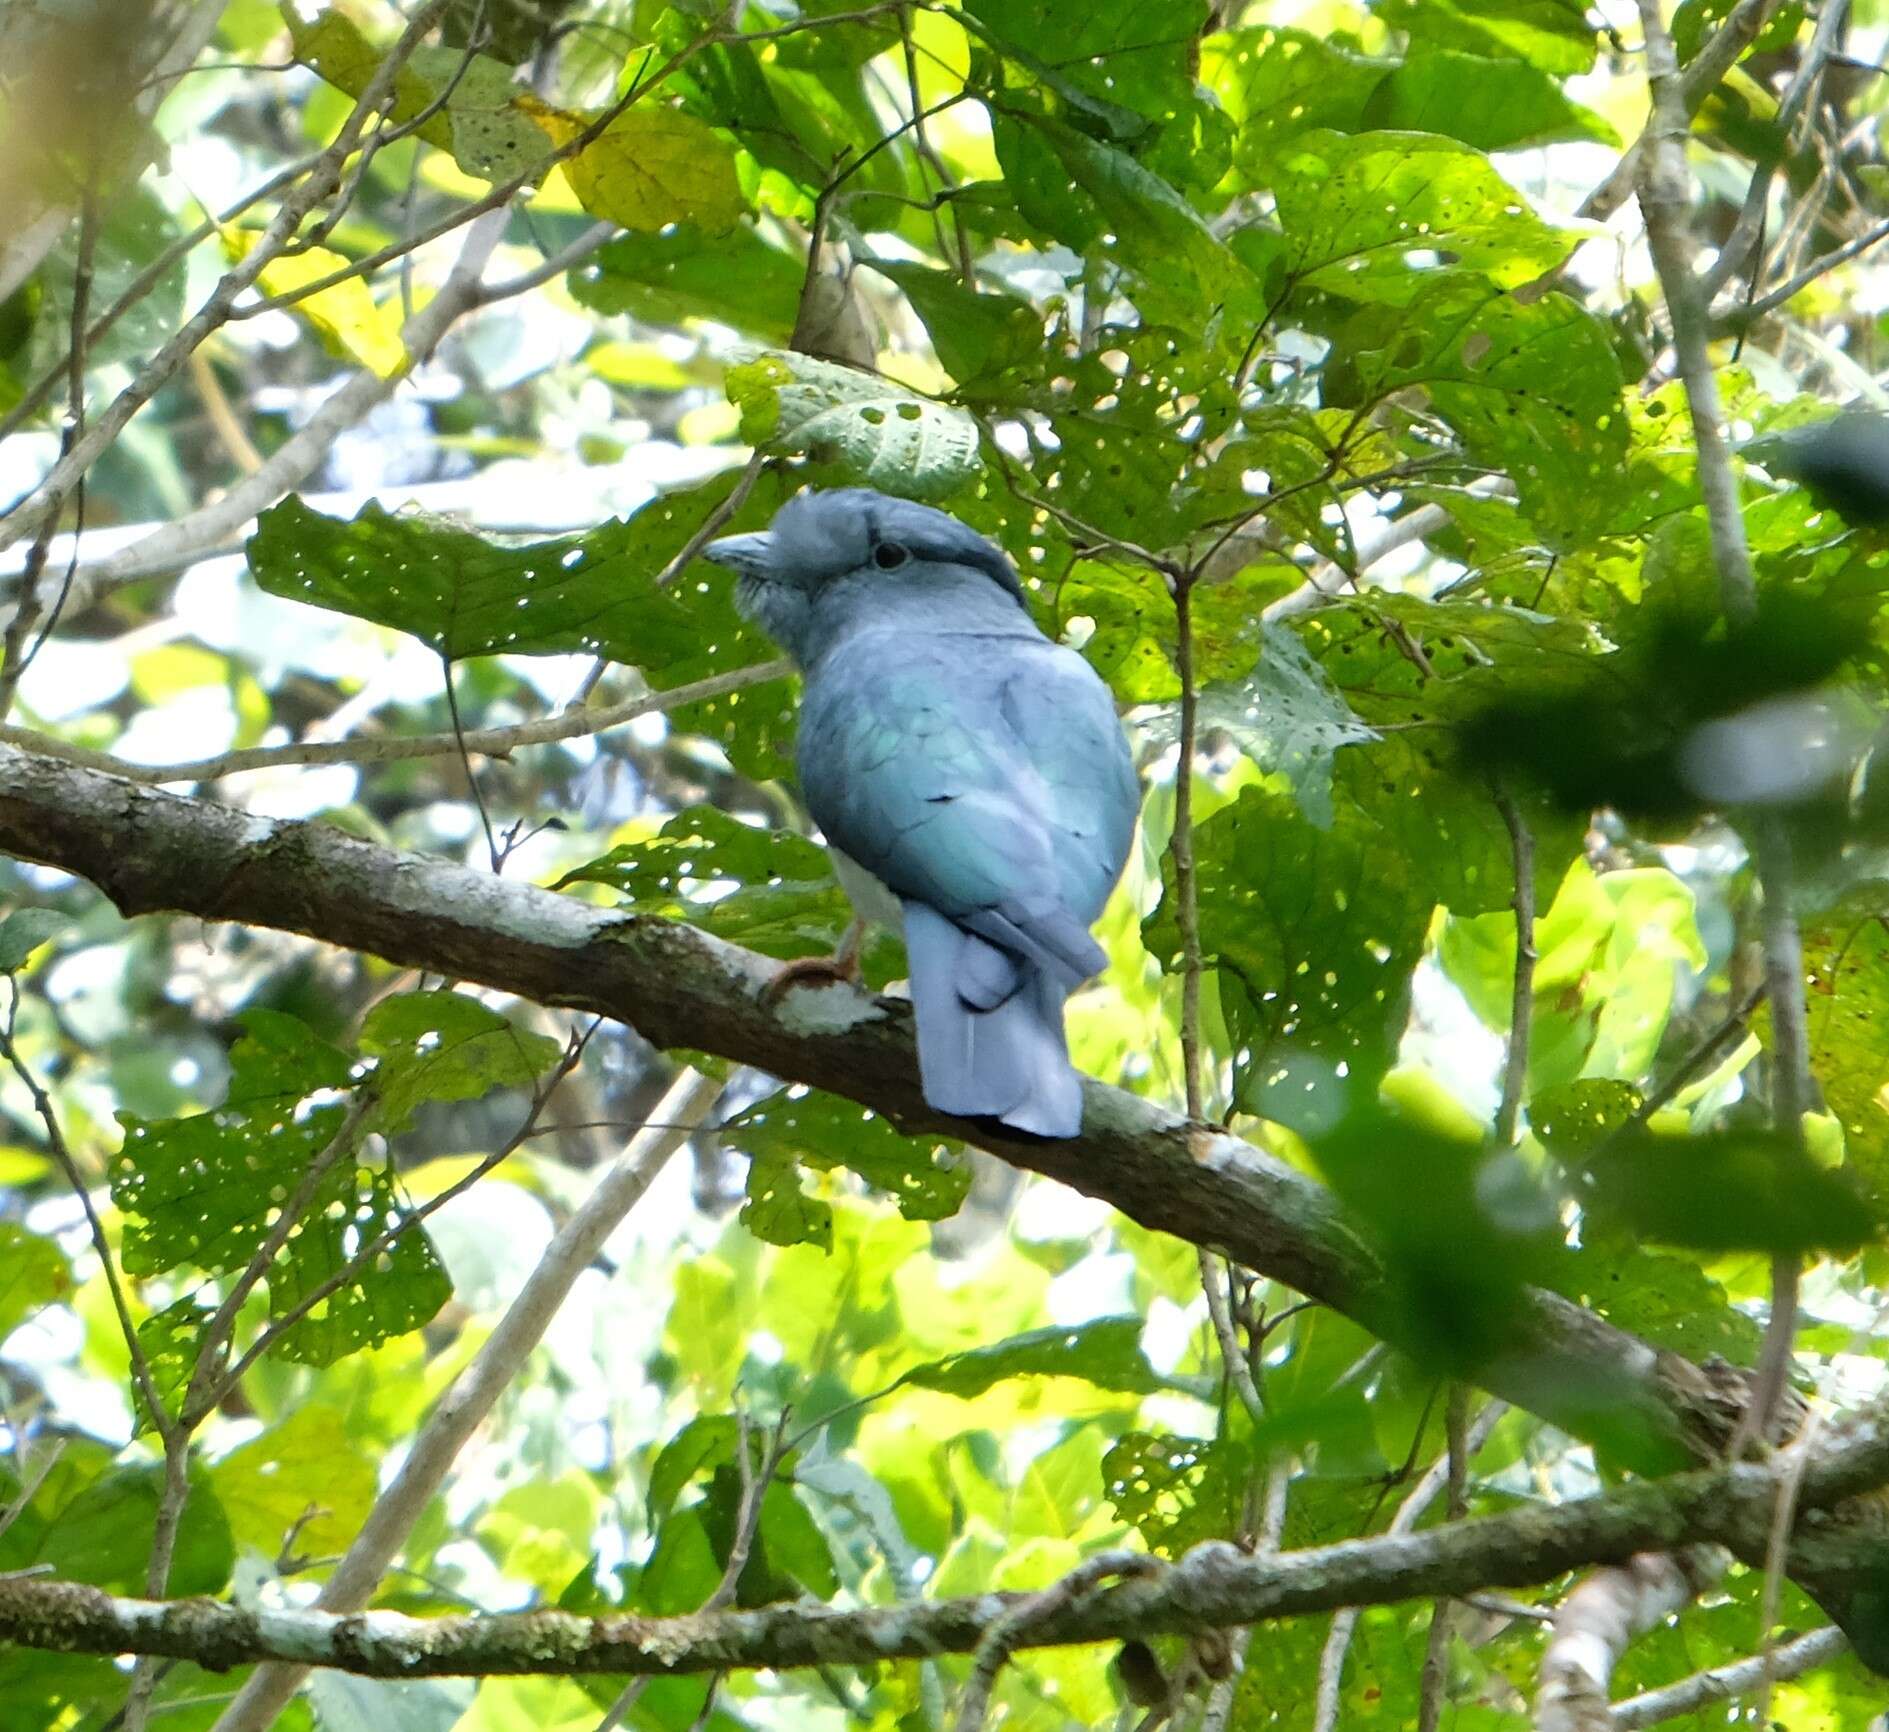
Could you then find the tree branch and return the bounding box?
[0,738,1725,1471]
[1633,0,1815,1453]
[6,1426,1889,1682]
[1611,1623,1848,1728]
[1535,1550,1727,1732]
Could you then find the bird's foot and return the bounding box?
[761,919,868,1007]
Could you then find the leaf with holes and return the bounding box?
[110,1009,450,1374]
[727,1088,968,1224]
[1143,625,1376,827]
[554,806,902,975]
[1209,27,1390,181]
[1272,129,1582,307]
[1327,280,1629,545]
[1145,777,1431,1124]
[247,469,796,775]
[358,990,562,1136]
[899,1318,1165,1399]
[725,351,981,500]
[1103,1432,1249,1559]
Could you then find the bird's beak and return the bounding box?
[702,531,774,578]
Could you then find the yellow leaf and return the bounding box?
[226,229,407,377]
[526,101,746,235]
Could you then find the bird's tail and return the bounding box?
[902,901,1084,1138]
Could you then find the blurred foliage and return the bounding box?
[10,0,1889,1728]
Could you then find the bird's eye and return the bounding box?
[873,542,909,571]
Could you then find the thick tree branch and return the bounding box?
[1535,1550,1726,1732]
[6,1427,1889,1681]
[0,739,1728,1473]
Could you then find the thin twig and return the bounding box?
[0,982,170,1440]
[206,1067,725,1732]
[1314,1399,1509,1732]
[1415,1387,1470,1732]
[1612,1623,1847,1727]
[0,657,791,785]
[1493,790,1534,1148]
[0,0,459,555]
[1634,0,1814,1458]
[1199,1251,1264,1426]
[952,1552,1165,1732]
[1172,576,1205,1122]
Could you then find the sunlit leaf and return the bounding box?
[725,349,981,499]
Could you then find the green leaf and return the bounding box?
[741,1149,834,1250]
[1145,626,1376,827]
[1145,778,1430,1120]
[961,0,1210,128]
[898,1317,1165,1399]
[555,806,869,966]
[209,1405,377,1560]
[648,1416,739,1527]
[289,9,554,188]
[1004,112,1265,328]
[1802,916,1889,1210]
[1327,280,1629,545]
[40,1463,234,1595]
[1566,1241,1762,1366]
[0,907,65,971]
[1371,0,1600,75]
[0,1224,70,1343]
[1209,26,1390,182]
[1273,129,1581,306]
[863,260,1042,387]
[112,1011,451,1371]
[358,989,562,1135]
[247,471,795,765]
[570,224,806,344]
[1311,1104,1562,1375]
[1103,1432,1248,1558]
[728,1088,969,1224]
[1365,50,1619,150]
[305,1675,475,1732]
[639,1506,723,1614]
[725,350,981,500]
[28,185,186,381]
[286,7,454,151]
[407,47,551,183]
[1568,1127,1877,1257]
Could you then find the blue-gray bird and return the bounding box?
[705,488,1138,1138]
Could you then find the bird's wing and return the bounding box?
[995,638,1141,923]
[799,635,1131,984]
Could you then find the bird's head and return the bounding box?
[1748,410,1889,527]
[705,487,1025,665]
